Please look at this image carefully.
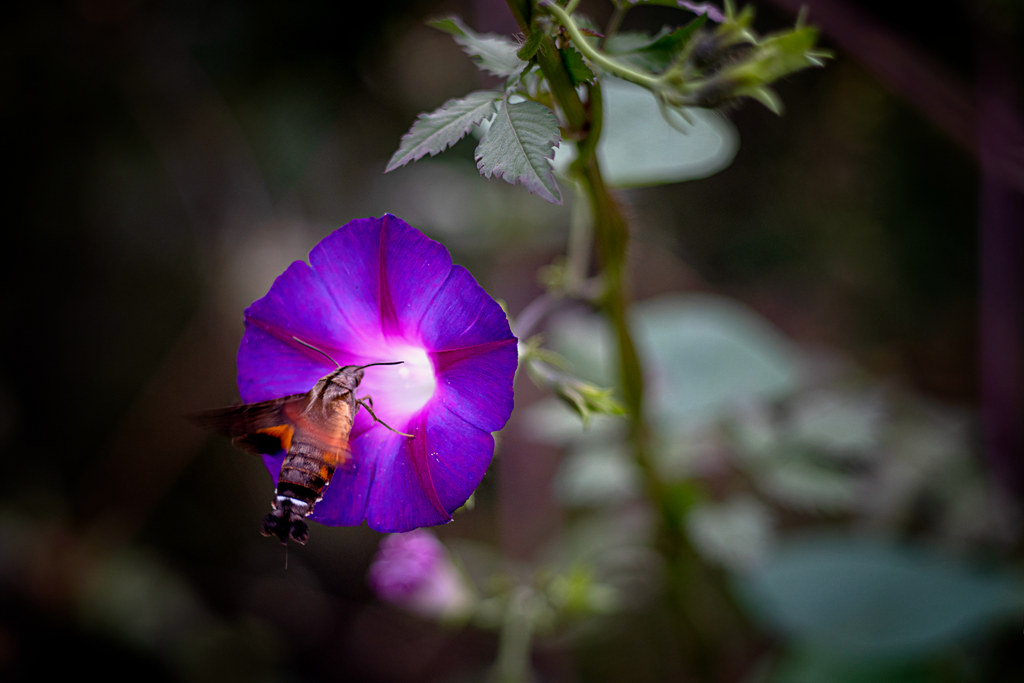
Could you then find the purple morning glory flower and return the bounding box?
[236,214,518,532]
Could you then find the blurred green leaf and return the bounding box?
[686,495,775,571]
[476,99,562,203]
[547,311,616,388]
[523,340,626,424]
[553,77,738,186]
[631,294,800,426]
[726,403,779,455]
[737,535,1024,658]
[540,507,659,608]
[788,390,883,454]
[520,398,623,445]
[554,439,640,507]
[753,447,859,513]
[547,294,799,428]
[767,647,941,683]
[605,18,708,74]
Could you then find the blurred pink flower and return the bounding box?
[368,529,472,619]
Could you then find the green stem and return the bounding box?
[565,179,594,293]
[540,1,662,90]
[572,93,743,678]
[492,587,538,683]
[505,1,752,677]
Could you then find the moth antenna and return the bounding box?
[356,360,405,370]
[357,397,414,438]
[291,337,405,372]
[292,336,341,367]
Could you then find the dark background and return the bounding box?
[2,0,1021,680]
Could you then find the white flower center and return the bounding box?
[361,342,437,421]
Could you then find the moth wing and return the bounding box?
[318,439,354,471]
[282,400,355,471]
[192,394,308,455]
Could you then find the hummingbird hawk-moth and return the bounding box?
[194,339,405,545]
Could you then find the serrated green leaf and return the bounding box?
[385,91,500,172]
[475,99,562,204]
[429,16,527,78]
[723,26,825,92]
[607,18,708,73]
[560,46,595,85]
[648,15,708,55]
[755,27,822,81]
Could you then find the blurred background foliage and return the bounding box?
[2,0,1022,681]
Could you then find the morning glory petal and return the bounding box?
[364,407,496,532]
[432,340,518,432]
[419,266,517,351]
[237,325,332,403]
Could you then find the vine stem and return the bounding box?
[492,587,539,683]
[539,1,663,90]
[503,1,752,677]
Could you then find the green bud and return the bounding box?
[522,343,626,425]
